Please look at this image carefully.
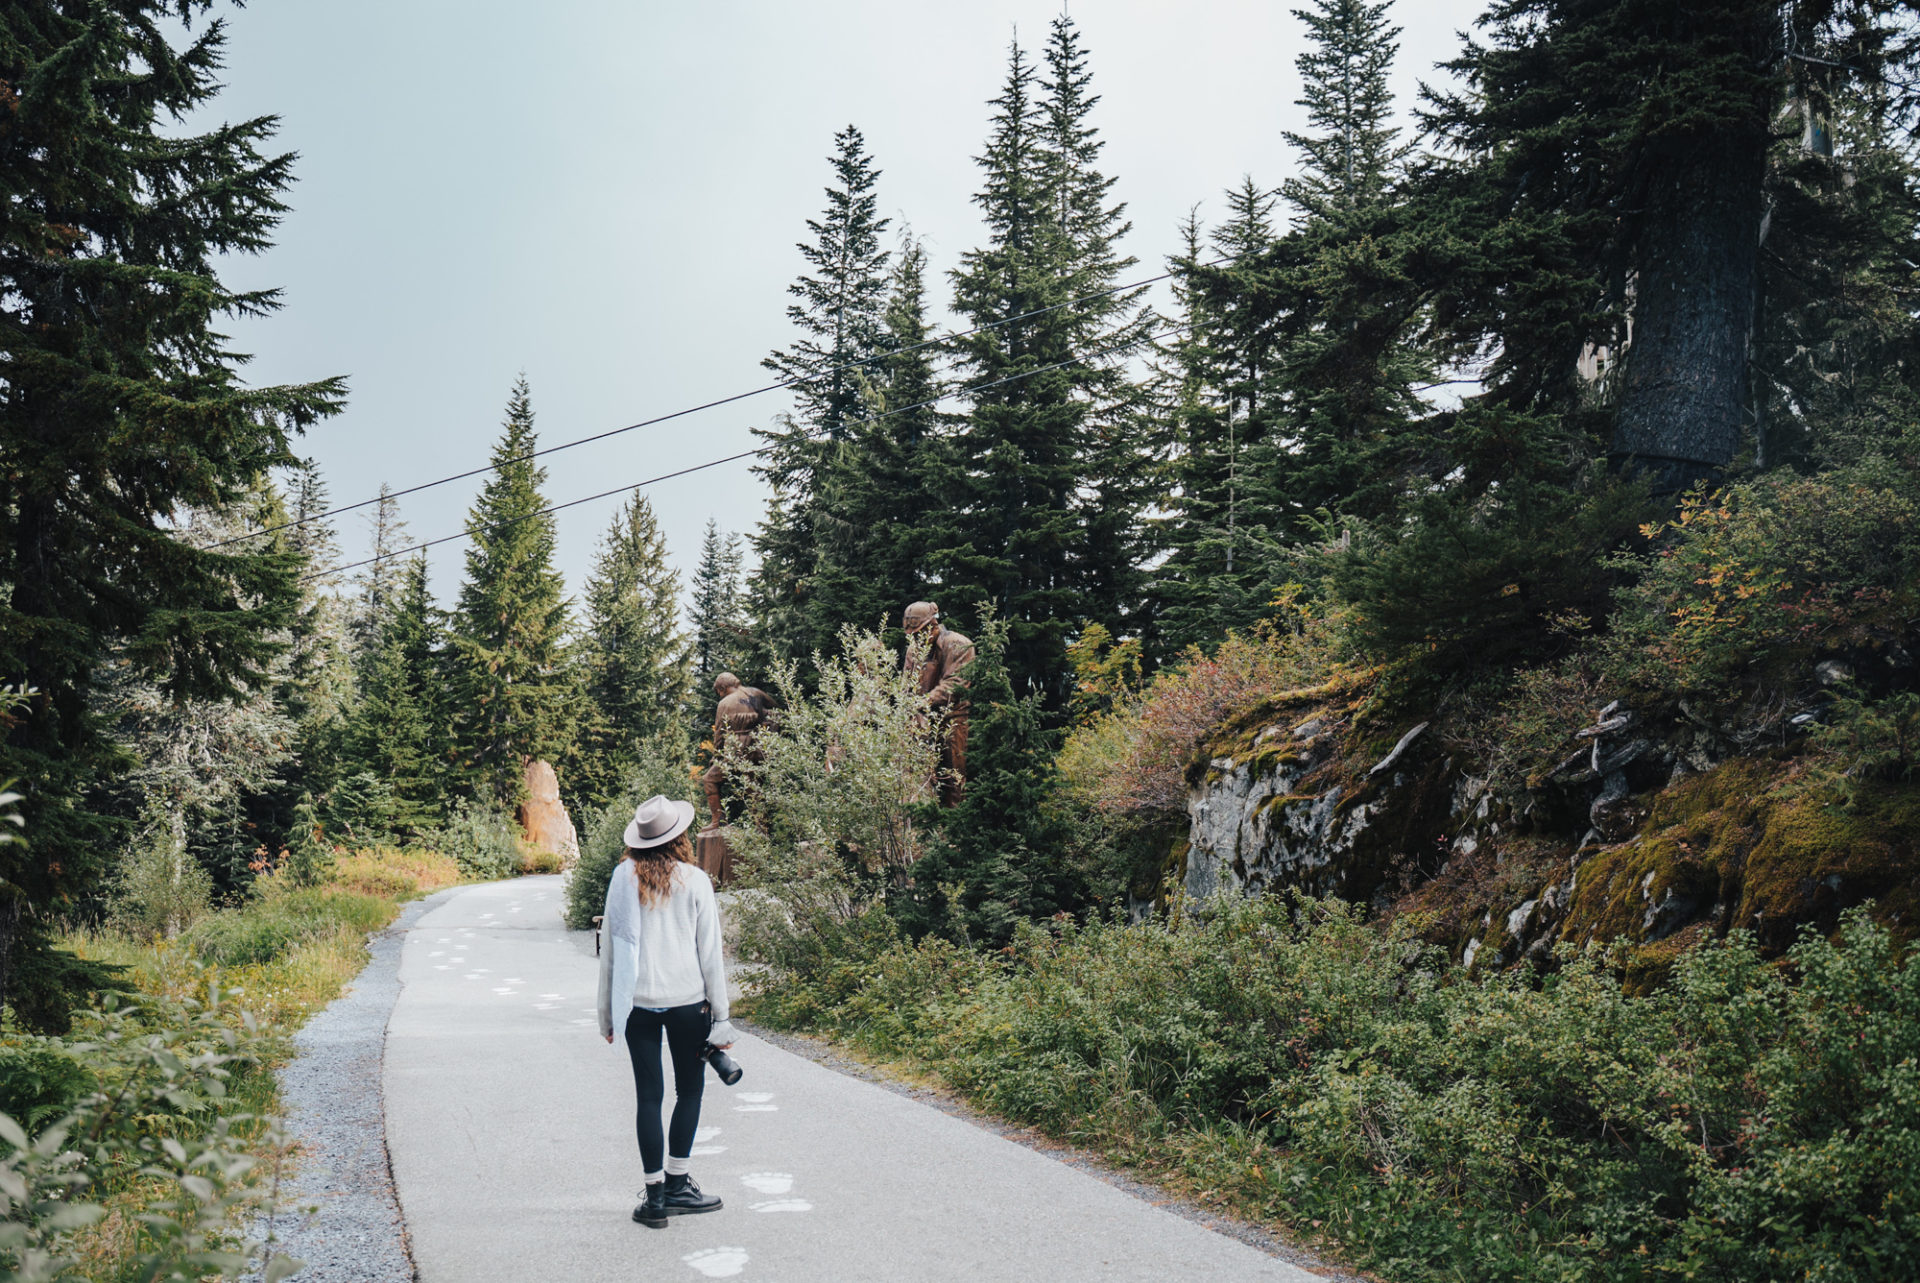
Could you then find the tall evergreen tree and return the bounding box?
[1149,187,1288,652]
[1423,0,1920,489]
[689,520,749,729]
[1282,0,1407,220]
[569,494,691,812]
[447,378,574,803]
[939,17,1151,709]
[349,485,411,659]
[808,231,949,644]
[0,0,342,1019]
[753,125,893,664]
[341,555,445,837]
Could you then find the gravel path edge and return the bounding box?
[246,887,460,1283]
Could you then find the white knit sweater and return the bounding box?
[595,858,733,1045]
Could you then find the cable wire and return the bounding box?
[302,318,1192,583]
[233,259,1220,551]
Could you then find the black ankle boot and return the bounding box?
[660,1172,722,1215]
[632,1181,668,1228]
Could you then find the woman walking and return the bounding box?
[597,794,735,1228]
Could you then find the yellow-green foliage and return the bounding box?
[328,844,462,899]
[6,844,469,1278]
[1559,758,1920,979]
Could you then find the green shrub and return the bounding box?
[1602,458,1920,707]
[749,896,1920,1281]
[0,993,300,1283]
[109,812,214,940]
[182,887,391,967]
[564,733,698,930]
[429,796,523,881]
[0,1045,94,1132]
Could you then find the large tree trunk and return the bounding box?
[1610,128,1770,493]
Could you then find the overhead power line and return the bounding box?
[235,259,1222,552]
[302,318,1192,584]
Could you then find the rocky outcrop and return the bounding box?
[1181,688,1919,988]
[517,760,579,867]
[1183,694,1451,907]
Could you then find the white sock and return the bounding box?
[644,1170,664,1185]
[665,1155,691,1177]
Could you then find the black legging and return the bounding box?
[623,1002,707,1173]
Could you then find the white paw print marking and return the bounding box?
[739,1172,791,1194]
[733,1104,778,1112]
[693,1127,721,1142]
[569,1018,594,1026]
[463,973,484,980]
[504,977,524,984]
[751,1198,812,1213]
[683,1247,749,1278]
[690,1144,727,1156]
[534,1002,558,1010]
[541,993,564,999]
[736,1092,773,1103]
[428,950,444,957]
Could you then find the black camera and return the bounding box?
[702,1042,743,1086]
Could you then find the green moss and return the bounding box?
[1557,759,1920,964]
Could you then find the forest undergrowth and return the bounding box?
[0,845,462,1282]
[742,896,1918,1283]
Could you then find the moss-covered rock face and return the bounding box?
[1182,685,1917,992]
[1183,698,1451,907]
[1555,760,1920,983]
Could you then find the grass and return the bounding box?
[12,844,467,1280]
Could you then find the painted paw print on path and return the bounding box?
[733,1092,777,1113]
[738,1172,791,1194]
[750,1198,813,1213]
[683,1247,749,1278]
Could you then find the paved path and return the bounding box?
[384,877,1319,1282]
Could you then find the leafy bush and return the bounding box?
[563,732,698,930]
[428,796,524,881]
[722,626,940,965]
[1059,623,1326,819]
[0,993,301,1283]
[1603,459,1920,706]
[108,812,214,940]
[749,897,1919,1281]
[182,887,391,967]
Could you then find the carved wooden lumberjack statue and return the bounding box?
[904,602,975,808]
[701,672,774,832]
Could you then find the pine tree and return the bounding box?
[807,231,949,646]
[569,494,691,812]
[1422,0,1918,488]
[689,519,749,728]
[939,18,1151,710]
[752,125,893,664]
[1251,0,1423,537]
[341,555,445,837]
[447,378,575,803]
[0,0,343,1021]
[349,485,411,660]
[1148,189,1288,652]
[1282,0,1407,221]
[901,614,1074,944]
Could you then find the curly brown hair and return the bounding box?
[627,830,697,908]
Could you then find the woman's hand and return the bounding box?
[604,1033,614,1044]
[710,1040,734,1050]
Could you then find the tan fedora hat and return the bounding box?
[623,795,696,849]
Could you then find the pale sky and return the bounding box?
[210,0,1487,607]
